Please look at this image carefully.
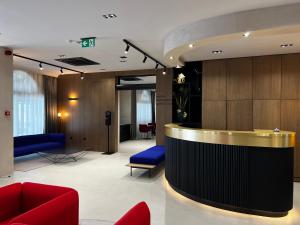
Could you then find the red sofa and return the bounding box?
[115,202,150,225]
[0,182,79,225]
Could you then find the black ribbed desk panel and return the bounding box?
[165,137,294,217]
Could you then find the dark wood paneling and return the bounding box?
[227,57,253,100]
[281,100,300,178]
[202,101,226,130]
[58,69,172,152]
[202,60,226,100]
[156,69,173,145]
[282,54,300,99]
[227,100,253,131]
[253,55,281,99]
[253,100,281,130]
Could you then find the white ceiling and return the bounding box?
[0,0,299,76]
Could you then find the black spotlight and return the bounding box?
[155,63,159,69]
[143,55,147,63]
[162,67,167,75]
[80,73,84,80]
[60,68,64,75]
[125,45,130,54]
[39,63,43,71]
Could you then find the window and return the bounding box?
[13,70,45,136]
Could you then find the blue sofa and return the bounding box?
[14,133,65,157]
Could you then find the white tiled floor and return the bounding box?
[1,150,300,225]
[118,139,156,154]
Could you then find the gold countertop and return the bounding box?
[165,124,296,148]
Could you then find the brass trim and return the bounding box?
[165,124,296,148]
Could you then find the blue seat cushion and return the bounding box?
[130,145,165,165]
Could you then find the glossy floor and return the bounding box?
[1,150,299,225]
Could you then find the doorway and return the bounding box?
[117,75,156,154]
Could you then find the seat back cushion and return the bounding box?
[130,145,165,165]
[46,133,65,145]
[21,182,75,213]
[115,202,150,225]
[14,134,49,147]
[0,183,22,222]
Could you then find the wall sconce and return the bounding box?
[68,97,79,101]
[58,112,62,118]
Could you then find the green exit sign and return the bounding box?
[81,37,96,48]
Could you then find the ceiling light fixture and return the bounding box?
[162,68,167,75]
[102,14,117,19]
[155,63,159,69]
[13,54,83,75]
[80,73,84,80]
[120,56,127,59]
[176,65,181,69]
[243,31,251,37]
[143,55,147,63]
[280,43,293,48]
[189,43,194,48]
[212,50,223,54]
[125,44,130,54]
[122,39,167,72]
[169,56,173,60]
[120,60,127,63]
[39,63,43,71]
[60,68,64,75]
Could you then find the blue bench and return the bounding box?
[127,145,165,177]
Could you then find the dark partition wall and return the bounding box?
[172,62,202,125]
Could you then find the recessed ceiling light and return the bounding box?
[212,50,223,54]
[120,60,127,63]
[242,32,251,37]
[169,56,173,60]
[103,14,117,19]
[280,43,293,48]
[189,43,194,48]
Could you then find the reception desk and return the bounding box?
[165,124,296,217]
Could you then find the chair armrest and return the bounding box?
[0,183,22,221]
[115,202,150,225]
[10,191,79,225]
[21,182,76,212]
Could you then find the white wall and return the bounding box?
[0,48,13,176]
[119,90,132,125]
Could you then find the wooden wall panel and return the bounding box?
[281,100,300,179]
[202,60,226,100]
[227,57,253,100]
[253,100,281,129]
[156,69,173,145]
[202,53,300,180]
[202,101,226,130]
[57,69,172,152]
[227,100,253,131]
[253,55,281,99]
[282,54,300,99]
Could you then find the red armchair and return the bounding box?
[114,202,150,225]
[0,182,79,225]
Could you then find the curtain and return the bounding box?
[136,90,152,139]
[151,91,156,123]
[13,70,45,137]
[43,76,58,133]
